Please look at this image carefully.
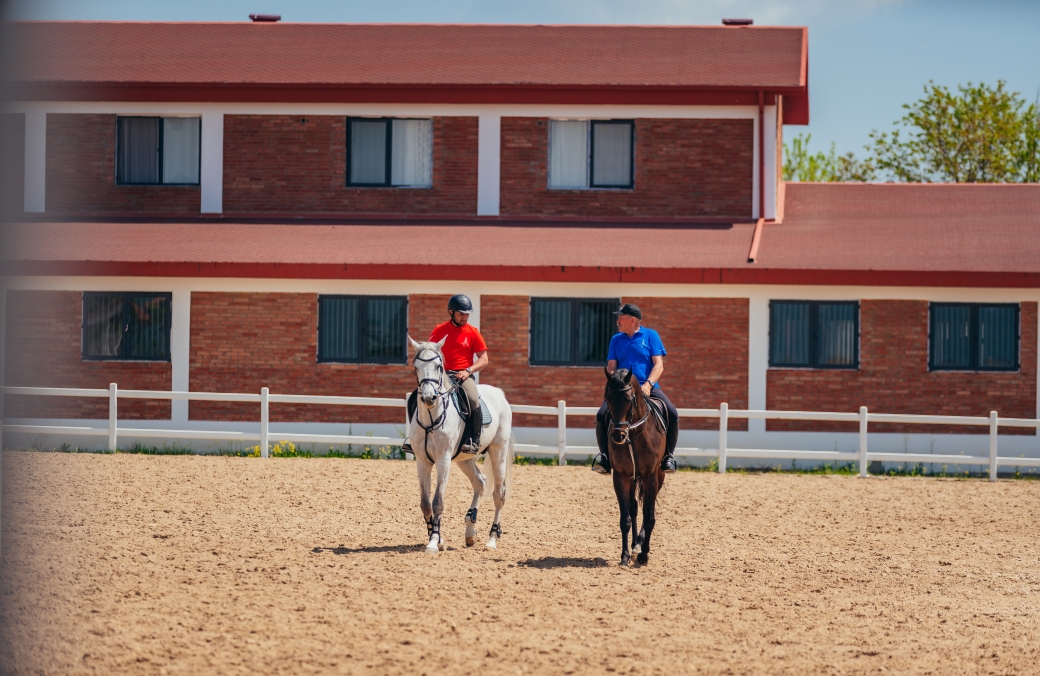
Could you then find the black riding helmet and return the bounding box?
[448,294,473,313]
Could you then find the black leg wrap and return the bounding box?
[425,515,441,538]
[465,507,478,523]
[489,523,502,538]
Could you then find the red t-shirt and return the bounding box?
[429,321,488,371]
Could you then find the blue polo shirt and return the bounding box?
[607,327,666,387]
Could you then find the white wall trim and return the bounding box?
[747,293,770,432]
[170,290,191,422]
[199,111,224,213]
[751,111,760,219]
[763,105,778,220]
[23,110,46,212]
[477,113,501,216]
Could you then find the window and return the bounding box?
[548,119,633,189]
[347,118,432,187]
[929,303,1019,371]
[530,298,618,366]
[116,117,200,185]
[82,292,172,361]
[769,301,859,369]
[318,296,408,364]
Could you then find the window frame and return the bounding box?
[528,297,620,367]
[115,116,201,186]
[547,119,635,190]
[317,294,409,365]
[928,302,1020,372]
[768,300,860,370]
[345,117,433,188]
[81,291,173,362]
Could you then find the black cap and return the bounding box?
[614,303,641,319]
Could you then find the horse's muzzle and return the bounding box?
[610,425,631,445]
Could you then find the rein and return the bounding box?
[607,381,651,482]
[412,348,456,464]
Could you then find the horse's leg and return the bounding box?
[612,470,633,567]
[637,473,660,565]
[456,457,486,547]
[425,453,452,554]
[416,454,436,548]
[484,433,509,550]
[630,480,642,556]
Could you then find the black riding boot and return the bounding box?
[592,418,611,474]
[459,408,482,453]
[402,389,418,453]
[661,420,679,473]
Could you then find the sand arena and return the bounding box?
[1,452,1038,675]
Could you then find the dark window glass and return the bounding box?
[116,116,200,185]
[590,121,633,188]
[318,296,407,364]
[930,303,1019,371]
[530,298,618,366]
[347,118,432,187]
[82,292,171,361]
[770,301,859,369]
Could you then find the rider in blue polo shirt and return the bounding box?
[592,303,679,475]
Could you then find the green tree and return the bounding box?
[870,81,1038,182]
[782,133,876,182]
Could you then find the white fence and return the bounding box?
[2,383,1040,481]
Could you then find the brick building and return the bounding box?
[2,20,1038,458]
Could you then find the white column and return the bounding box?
[170,289,191,423]
[763,105,778,220]
[747,294,769,434]
[751,112,760,220]
[23,110,47,213]
[477,112,501,216]
[200,110,224,213]
[467,292,482,383]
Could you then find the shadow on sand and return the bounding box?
[517,556,610,569]
[312,544,425,555]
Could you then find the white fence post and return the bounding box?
[108,383,118,452]
[989,410,998,481]
[557,400,567,466]
[859,406,868,477]
[260,387,269,459]
[403,392,412,459]
[718,402,728,474]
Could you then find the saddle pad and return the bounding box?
[450,390,493,427]
[645,395,667,432]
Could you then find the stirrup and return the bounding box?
[460,437,480,453]
[591,452,611,475]
[401,441,413,453]
[661,454,677,474]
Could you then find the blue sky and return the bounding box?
[6,0,1039,158]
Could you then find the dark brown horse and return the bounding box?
[604,368,667,566]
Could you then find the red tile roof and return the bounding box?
[6,22,808,115]
[5,184,1038,287]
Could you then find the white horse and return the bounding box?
[407,336,514,554]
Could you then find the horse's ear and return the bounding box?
[408,335,422,352]
[434,336,447,350]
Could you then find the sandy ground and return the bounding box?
[1,452,1038,676]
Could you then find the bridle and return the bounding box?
[412,348,455,463]
[607,379,650,481]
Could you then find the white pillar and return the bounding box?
[23,110,47,213]
[751,112,759,220]
[763,105,778,220]
[477,112,501,216]
[170,289,191,423]
[747,294,769,434]
[200,110,224,213]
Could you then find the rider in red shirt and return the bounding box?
[404,294,489,454]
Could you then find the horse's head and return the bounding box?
[604,368,641,444]
[409,335,450,407]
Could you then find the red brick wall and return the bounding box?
[45,114,200,213]
[480,295,749,429]
[222,115,478,214]
[499,118,753,219]
[188,292,446,423]
[767,300,1038,434]
[1,113,24,214]
[3,291,172,420]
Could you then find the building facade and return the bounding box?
[2,21,1038,458]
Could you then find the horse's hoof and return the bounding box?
[465,536,476,547]
[425,544,439,555]
[485,539,498,550]
[620,555,631,567]
[637,552,649,565]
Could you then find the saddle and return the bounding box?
[450,389,492,427]
[644,394,667,433]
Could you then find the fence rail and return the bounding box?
[2,384,1039,480]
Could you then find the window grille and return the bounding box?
[530,298,618,366]
[769,301,859,369]
[548,120,633,189]
[318,296,408,364]
[347,118,432,187]
[929,303,1019,371]
[82,292,172,361]
[116,117,200,185]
